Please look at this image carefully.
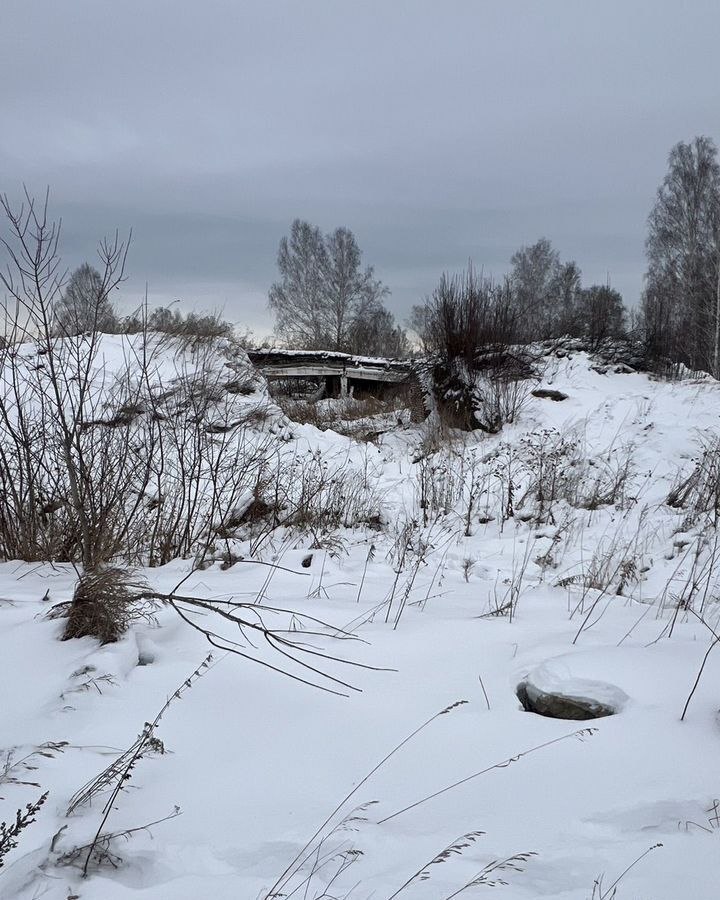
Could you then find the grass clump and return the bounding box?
[62,567,148,644]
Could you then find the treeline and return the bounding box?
[55,233,627,363]
[271,134,720,377]
[47,263,237,344]
[269,220,626,358]
[411,240,625,353]
[12,133,720,378]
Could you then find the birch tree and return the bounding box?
[268,219,389,351]
[643,136,720,373]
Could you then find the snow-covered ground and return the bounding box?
[2,349,720,899]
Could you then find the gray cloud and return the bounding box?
[1,0,719,337]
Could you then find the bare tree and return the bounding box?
[347,297,408,357]
[642,136,720,373]
[555,260,583,335]
[268,219,388,351]
[510,238,559,339]
[576,285,626,348]
[52,262,119,336]
[268,220,329,348]
[407,302,432,353]
[325,226,387,349]
[509,238,582,340]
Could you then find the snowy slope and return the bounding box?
[1,350,720,900]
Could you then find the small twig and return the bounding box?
[478,675,491,711]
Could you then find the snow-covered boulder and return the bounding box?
[516,660,628,720]
[531,387,568,401]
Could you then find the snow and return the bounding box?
[2,347,720,899]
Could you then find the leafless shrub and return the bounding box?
[516,428,580,524]
[138,307,235,351]
[514,429,635,522]
[0,193,274,568]
[413,415,456,457]
[415,449,465,525]
[479,372,532,430]
[0,191,129,565]
[418,266,537,434]
[275,396,322,427]
[264,448,383,543]
[276,395,361,430]
[137,370,275,566]
[424,267,519,365]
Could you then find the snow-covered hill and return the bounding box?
[2,345,720,900]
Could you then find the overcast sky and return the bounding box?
[1,1,719,338]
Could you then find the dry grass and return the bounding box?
[277,388,416,437]
[667,432,720,526]
[61,567,150,644]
